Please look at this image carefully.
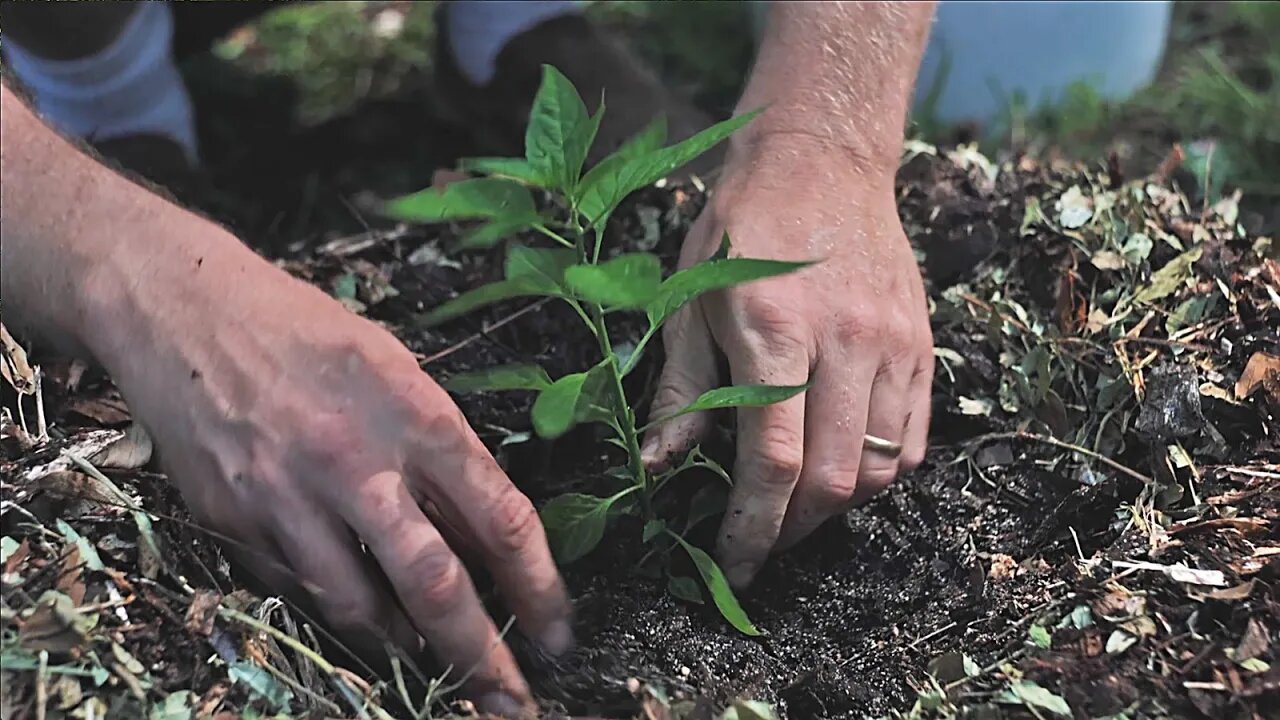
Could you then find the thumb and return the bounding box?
[642,301,719,471]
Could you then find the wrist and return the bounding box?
[78,212,268,385]
[719,128,899,202]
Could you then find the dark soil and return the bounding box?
[3,43,1277,720]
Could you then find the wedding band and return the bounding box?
[863,434,903,457]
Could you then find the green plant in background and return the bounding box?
[381,66,811,634]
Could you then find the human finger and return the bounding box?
[342,470,533,717]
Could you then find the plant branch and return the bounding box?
[533,223,574,248]
[968,430,1154,484]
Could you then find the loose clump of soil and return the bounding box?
[2,93,1277,720]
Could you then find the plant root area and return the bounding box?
[3,91,1277,720]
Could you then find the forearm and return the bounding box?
[0,83,267,377]
[734,1,935,175]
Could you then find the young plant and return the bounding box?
[381,66,811,634]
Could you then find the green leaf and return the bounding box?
[149,691,195,720]
[667,575,703,605]
[533,372,590,439]
[649,384,809,429]
[564,253,663,308]
[459,214,539,249]
[1029,624,1052,649]
[525,65,598,192]
[577,109,762,223]
[382,178,536,224]
[230,661,294,712]
[720,700,780,720]
[539,493,615,563]
[996,680,1072,717]
[574,116,667,204]
[456,157,545,185]
[55,519,104,571]
[686,482,729,530]
[670,534,762,636]
[642,519,666,543]
[646,255,811,327]
[1134,246,1203,304]
[419,279,537,327]
[0,536,18,564]
[443,364,552,394]
[419,246,579,326]
[505,245,578,287]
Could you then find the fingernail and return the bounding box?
[478,692,526,718]
[538,618,574,657]
[725,561,758,589]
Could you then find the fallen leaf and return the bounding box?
[1134,246,1203,304]
[19,590,95,656]
[1235,352,1280,401]
[1095,586,1146,619]
[88,423,153,470]
[32,470,122,516]
[1113,560,1227,586]
[0,322,36,394]
[720,700,779,720]
[1091,250,1126,270]
[186,590,222,637]
[988,553,1018,583]
[997,680,1073,717]
[65,396,132,425]
[958,396,994,416]
[1235,618,1269,662]
[1057,186,1093,229]
[1106,629,1138,654]
[1202,580,1256,601]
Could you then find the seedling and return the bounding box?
[382,66,811,634]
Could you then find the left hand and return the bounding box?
[642,133,934,588]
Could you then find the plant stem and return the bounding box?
[587,302,652,518]
[568,208,652,517]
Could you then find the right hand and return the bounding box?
[95,232,568,717]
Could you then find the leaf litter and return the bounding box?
[4,138,1278,720]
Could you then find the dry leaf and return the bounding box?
[1235,618,1270,662]
[0,322,36,394]
[186,590,223,637]
[89,423,153,470]
[1202,580,1256,601]
[988,553,1018,583]
[32,470,119,508]
[1235,352,1280,401]
[1091,250,1127,271]
[65,395,132,425]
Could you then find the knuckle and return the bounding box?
[900,445,926,472]
[318,589,378,632]
[831,311,876,345]
[488,490,540,558]
[857,461,899,496]
[735,294,806,357]
[755,433,804,483]
[811,470,859,507]
[410,546,468,612]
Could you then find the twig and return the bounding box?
[420,298,551,365]
[968,431,1154,484]
[218,605,397,720]
[909,621,958,649]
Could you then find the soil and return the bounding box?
[2,49,1278,720]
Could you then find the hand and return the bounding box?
[97,237,569,717]
[643,134,934,588]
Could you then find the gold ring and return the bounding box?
[863,434,903,457]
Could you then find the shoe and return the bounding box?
[434,10,724,180]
